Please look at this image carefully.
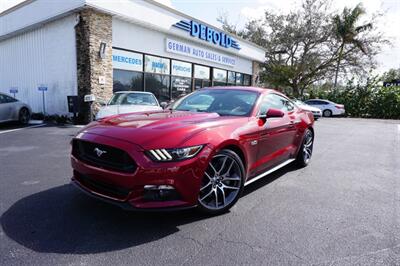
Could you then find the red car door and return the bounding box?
[253,94,298,175]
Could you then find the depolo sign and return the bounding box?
[166,38,236,67]
[173,20,241,50]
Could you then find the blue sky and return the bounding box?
[1,0,399,73]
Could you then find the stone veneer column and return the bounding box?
[75,9,113,123]
[252,61,261,86]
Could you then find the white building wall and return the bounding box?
[113,18,253,74]
[0,14,78,115]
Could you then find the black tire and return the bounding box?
[295,129,314,168]
[18,108,30,125]
[197,149,245,215]
[323,109,332,117]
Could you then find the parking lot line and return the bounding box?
[0,123,46,135]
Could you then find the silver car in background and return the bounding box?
[0,93,31,124]
[292,99,322,120]
[304,99,345,117]
[96,91,163,120]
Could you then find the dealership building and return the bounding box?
[0,0,266,120]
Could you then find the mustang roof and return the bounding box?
[203,86,278,94]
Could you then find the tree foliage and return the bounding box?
[218,0,387,97]
[307,70,400,119]
[333,3,373,88]
[381,68,400,82]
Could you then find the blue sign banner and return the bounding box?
[173,20,241,50]
[10,88,18,93]
[112,49,143,72]
[383,80,400,87]
[166,38,236,67]
[38,86,48,91]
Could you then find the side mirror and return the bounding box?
[266,108,285,118]
[258,108,285,120]
[160,102,169,109]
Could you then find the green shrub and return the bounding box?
[306,77,400,119]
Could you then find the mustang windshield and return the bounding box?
[172,89,259,116]
[108,93,158,106]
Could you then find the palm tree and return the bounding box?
[333,3,372,89]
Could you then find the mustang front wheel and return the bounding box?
[198,149,244,214]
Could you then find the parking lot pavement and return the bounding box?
[0,120,44,134]
[0,118,399,266]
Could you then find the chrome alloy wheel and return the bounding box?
[198,153,243,210]
[303,130,313,163]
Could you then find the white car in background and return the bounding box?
[96,91,163,120]
[304,99,345,117]
[0,92,31,124]
[292,99,322,120]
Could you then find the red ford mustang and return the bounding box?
[71,87,314,214]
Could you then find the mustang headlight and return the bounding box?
[146,145,204,162]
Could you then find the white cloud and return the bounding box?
[241,0,298,19]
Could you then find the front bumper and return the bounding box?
[71,133,211,210]
[311,111,322,118]
[71,179,196,211]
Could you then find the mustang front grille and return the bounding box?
[72,139,137,173]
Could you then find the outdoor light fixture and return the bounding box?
[99,42,106,59]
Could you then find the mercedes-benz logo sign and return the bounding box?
[94,147,107,157]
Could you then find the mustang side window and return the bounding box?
[258,94,285,115]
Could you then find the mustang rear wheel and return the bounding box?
[198,149,244,214]
[296,129,314,167]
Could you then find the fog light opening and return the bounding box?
[143,185,180,201]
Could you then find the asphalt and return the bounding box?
[0,118,399,266]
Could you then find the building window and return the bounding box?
[172,77,192,100]
[113,69,143,92]
[171,60,193,100]
[144,55,170,74]
[227,71,236,85]
[171,60,192,78]
[194,65,210,90]
[144,73,170,102]
[236,73,244,85]
[194,65,210,79]
[243,74,251,86]
[213,68,227,86]
[194,79,210,90]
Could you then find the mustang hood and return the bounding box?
[81,111,237,149]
